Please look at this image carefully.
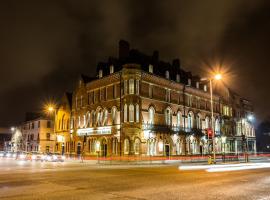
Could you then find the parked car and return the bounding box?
[30,152,43,161]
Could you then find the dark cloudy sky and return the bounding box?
[0,0,270,126]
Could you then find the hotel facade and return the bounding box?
[55,41,256,157]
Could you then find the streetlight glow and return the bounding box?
[48,106,54,112]
[247,114,254,122]
[214,73,222,80]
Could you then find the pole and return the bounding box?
[53,110,56,153]
[210,79,216,163]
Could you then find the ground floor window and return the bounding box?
[124,139,129,155]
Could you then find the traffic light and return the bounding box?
[206,128,213,139]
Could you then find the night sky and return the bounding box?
[1,0,270,126]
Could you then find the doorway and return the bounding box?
[165,144,170,157]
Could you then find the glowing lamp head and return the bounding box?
[247,114,254,122]
[214,73,222,80]
[48,106,54,112]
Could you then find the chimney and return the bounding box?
[119,40,130,58]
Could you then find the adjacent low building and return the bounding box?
[0,128,12,151]
[19,114,54,153]
[54,40,256,157]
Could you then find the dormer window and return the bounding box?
[165,70,170,79]
[196,82,199,89]
[176,74,180,83]
[204,85,207,92]
[99,69,103,78]
[188,78,191,86]
[110,65,114,74]
[149,64,153,73]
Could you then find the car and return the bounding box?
[0,151,5,157]
[16,152,28,160]
[51,153,65,162]
[30,152,43,161]
[5,151,13,158]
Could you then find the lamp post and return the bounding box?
[202,73,222,164]
[47,105,57,153]
[221,136,226,162]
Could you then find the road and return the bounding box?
[0,159,270,200]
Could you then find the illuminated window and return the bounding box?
[124,104,127,122]
[196,114,201,129]
[129,104,134,122]
[99,69,103,78]
[129,79,134,94]
[134,139,140,154]
[110,65,114,74]
[149,107,155,124]
[124,139,129,154]
[205,116,210,129]
[165,107,172,126]
[215,118,220,134]
[136,104,140,122]
[124,80,128,94]
[165,70,169,79]
[103,109,108,126]
[176,74,180,82]
[149,64,153,73]
[136,79,140,95]
[177,111,182,127]
[187,112,194,129]
[149,85,153,98]
[78,116,80,128]
[111,107,117,125]
[83,115,86,127]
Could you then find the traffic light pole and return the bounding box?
[210,79,216,164]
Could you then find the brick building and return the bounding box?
[55,40,256,157]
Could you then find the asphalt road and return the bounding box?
[0,159,270,200]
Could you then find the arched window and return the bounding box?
[215,118,220,134]
[103,109,108,126]
[205,116,210,129]
[187,112,194,129]
[177,111,182,127]
[149,107,155,124]
[124,139,129,154]
[149,64,153,73]
[62,115,65,130]
[111,107,117,125]
[91,111,95,127]
[86,112,91,127]
[124,104,127,122]
[196,114,201,129]
[136,104,140,122]
[83,115,86,128]
[129,104,134,122]
[165,107,172,126]
[129,79,134,94]
[134,138,140,154]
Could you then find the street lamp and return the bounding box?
[202,73,222,164]
[46,104,57,153]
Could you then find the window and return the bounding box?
[149,107,155,124]
[129,104,134,122]
[99,69,103,78]
[187,112,193,129]
[124,104,127,122]
[196,115,201,129]
[136,79,140,95]
[136,104,140,122]
[78,116,81,128]
[113,85,117,98]
[129,79,134,94]
[46,133,50,141]
[215,118,220,134]
[112,107,117,125]
[103,109,108,126]
[165,70,170,79]
[124,80,128,94]
[124,139,129,154]
[110,65,114,74]
[205,117,210,129]
[204,85,207,92]
[177,111,182,127]
[165,107,172,126]
[149,64,153,73]
[176,74,180,82]
[87,112,91,127]
[31,123,34,129]
[47,121,51,128]
[83,115,86,127]
[134,139,140,154]
[166,89,170,102]
[188,78,191,86]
